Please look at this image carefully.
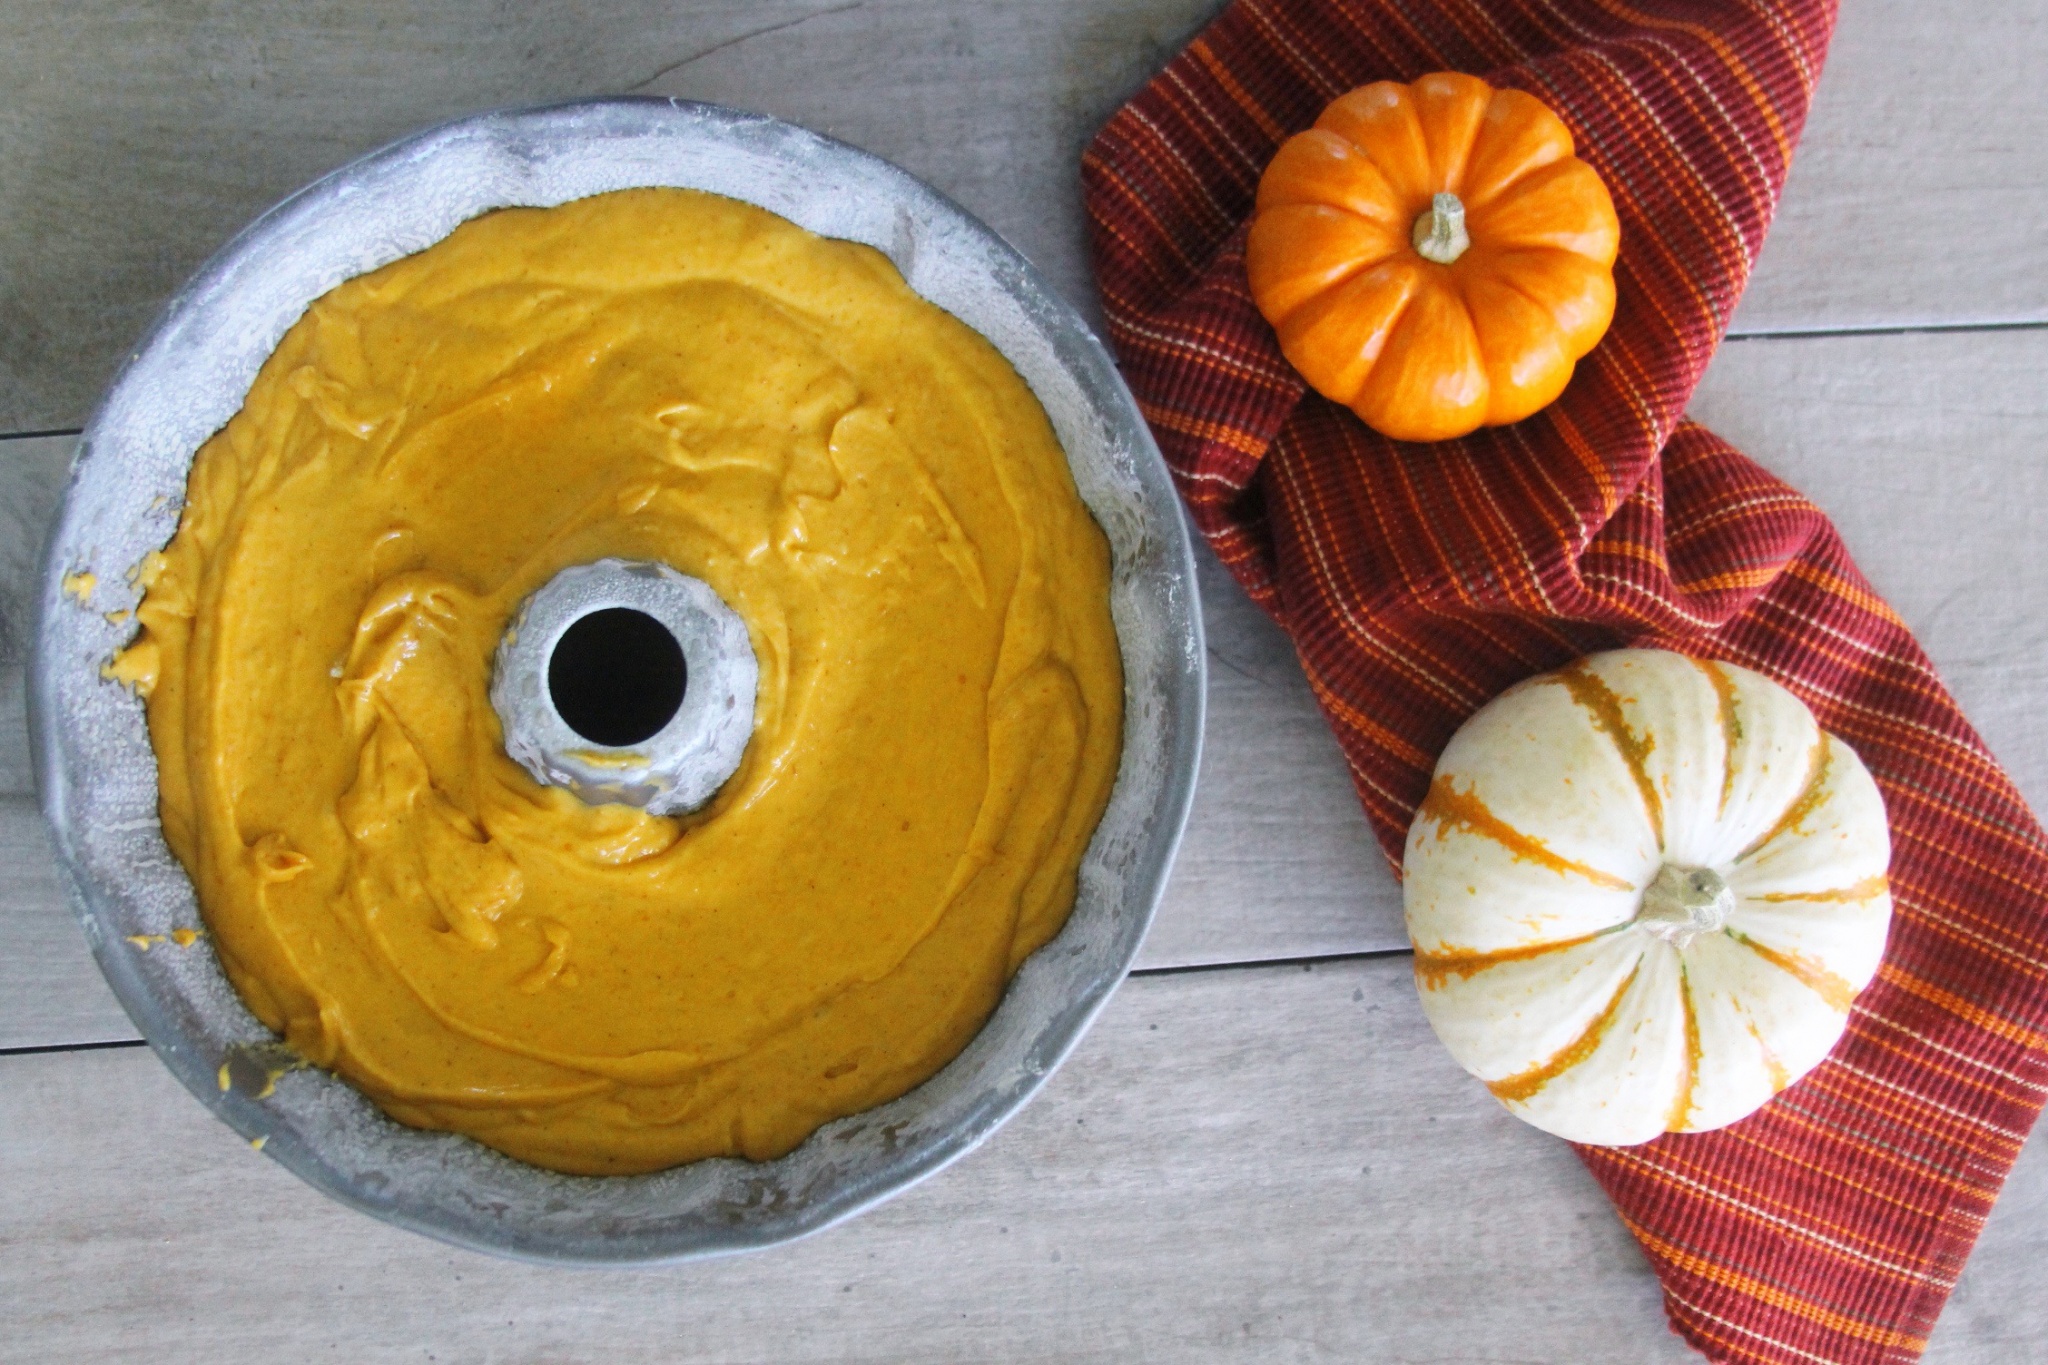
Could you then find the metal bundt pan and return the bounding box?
[29,99,1204,1263]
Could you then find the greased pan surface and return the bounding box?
[31,99,1204,1263]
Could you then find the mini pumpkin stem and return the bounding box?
[1635,864,1735,951]
[1411,192,1471,265]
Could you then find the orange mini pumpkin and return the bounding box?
[1247,72,1620,443]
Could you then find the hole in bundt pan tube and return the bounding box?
[547,607,689,746]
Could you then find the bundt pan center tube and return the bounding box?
[491,557,760,817]
[30,99,1204,1263]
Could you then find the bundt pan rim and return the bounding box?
[29,97,1205,1265]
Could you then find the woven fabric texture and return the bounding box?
[1081,1,2048,1360]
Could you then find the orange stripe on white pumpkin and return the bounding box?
[1729,932,1860,1014]
[1485,963,1641,1104]
[1736,737,1832,862]
[1668,965,1704,1131]
[1412,929,1610,988]
[1555,660,1666,844]
[1695,657,1742,818]
[1752,874,1889,905]
[1415,774,1634,890]
[1402,648,1892,1145]
[1740,1010,1792,1095]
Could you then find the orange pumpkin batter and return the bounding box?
[114,188,1123,1176]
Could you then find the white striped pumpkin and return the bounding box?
[1401,649,1892,1146]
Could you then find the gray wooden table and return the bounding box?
[4,3,2046,1360]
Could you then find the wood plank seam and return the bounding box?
[1128,945,1415,978]
[1726,319,2048,342]
[8,326,2048,446]
[0,952,1429,1057]
[0,1038,148,1058]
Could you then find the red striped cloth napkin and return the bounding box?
[1081,1,2048,1360]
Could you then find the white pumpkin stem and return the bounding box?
[1635,864,1735,950]
[1411,192,1470,265]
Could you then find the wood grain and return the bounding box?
[1730,0,2048,336]
[1138,543,1397,969]
[0,957,1690,1364]
[0,0,1220,433]
[3,0,2045,431]
[1688,330,2048,821]
[4,5,2046,1359]
[2,954,2037,1361]
[0,796,136,1050]
[1926,1111,2048,1362]
[0,433,71,798]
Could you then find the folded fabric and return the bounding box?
[1082,1,2048,1360]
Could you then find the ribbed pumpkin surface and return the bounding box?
[1245,71,1619,443]
[1402,650,1892,1146]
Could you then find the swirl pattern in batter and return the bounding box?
[115,188,1123,1175]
